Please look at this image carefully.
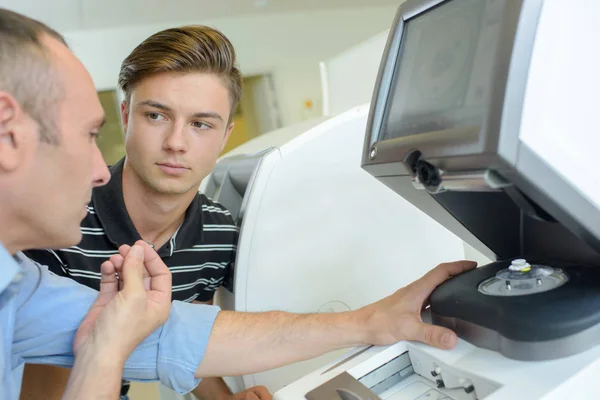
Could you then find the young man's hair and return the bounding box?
[118,25,242,123]
[0,8,67,144]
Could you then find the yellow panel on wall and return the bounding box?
[221,113,251,155]
[96,90,125,166]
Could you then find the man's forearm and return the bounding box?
[196,310,368,378]
[194,261,473,381]
[62,345,125,400]
[192,377,233,400]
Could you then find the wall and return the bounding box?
[221,111,251,155]
[96,90,126,165]
[62,6,397,127]
[321,29,390,116]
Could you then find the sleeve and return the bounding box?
[195,216,239,302]
[12,255,220,394]
[223,219,240,293]
[195,287,219,303]
[223,225,238,293]
[222,252,236,294]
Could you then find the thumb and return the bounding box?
[410,321,457,350]
[122,244,145,294]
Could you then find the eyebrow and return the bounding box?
[136,100,224,122]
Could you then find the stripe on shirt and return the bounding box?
[25,194,237,304]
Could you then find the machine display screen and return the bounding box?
[379,0,508,141]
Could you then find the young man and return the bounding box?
[2,7,476,400]
[22,25,266,400]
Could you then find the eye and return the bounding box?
[146,112,166,122]
[192,121,212,130]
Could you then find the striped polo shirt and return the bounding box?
[24,158,238,303]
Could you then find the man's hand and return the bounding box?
[358,260,477,350]
[73,240,172,359]
[230,386,272,400]
[64,241,172,399]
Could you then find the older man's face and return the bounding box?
[20,34,110,249]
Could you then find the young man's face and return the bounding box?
[121,72,234,196]
[0,34,110,250]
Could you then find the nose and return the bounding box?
[163,122,188,153]
[92,143,110,187]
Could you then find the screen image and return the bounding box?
[380,0,508,141]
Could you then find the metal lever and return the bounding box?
[412,162,512,194]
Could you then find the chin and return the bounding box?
[49,230,83,250]
[154,183,193,195]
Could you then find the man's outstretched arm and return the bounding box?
[195,261,476,378]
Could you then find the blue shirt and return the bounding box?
[0,242,220,399]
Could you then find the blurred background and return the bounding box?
[2,0,400,164]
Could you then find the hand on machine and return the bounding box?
[358,260,476,349]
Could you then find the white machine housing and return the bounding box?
[204,105,469,393]
[274,327,600,400]
[273,0,600,399]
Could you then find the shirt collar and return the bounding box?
[0,242,23,305]
[93,157,204,254]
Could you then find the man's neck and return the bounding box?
[121,164,196,250]
[0,226,18,255]
[0,207,37,255]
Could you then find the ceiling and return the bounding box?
[1,0,400,32]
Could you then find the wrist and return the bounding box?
[351,306,377,345]
[77,339,127,369]
[64,343,126,400]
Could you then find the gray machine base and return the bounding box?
[433,313,600,361]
